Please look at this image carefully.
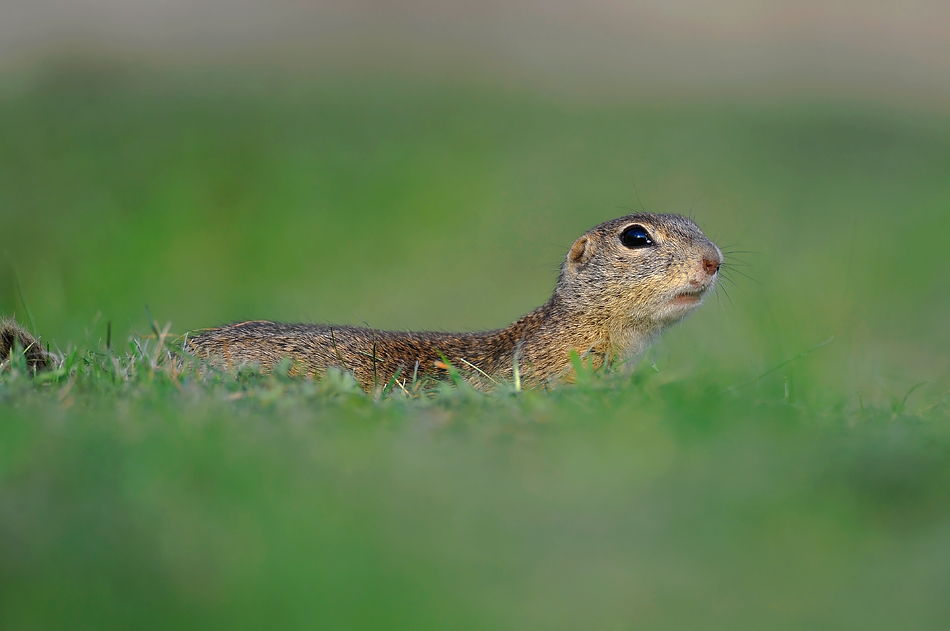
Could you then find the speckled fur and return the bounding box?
[0,318,52,371]
[186,213,722,391]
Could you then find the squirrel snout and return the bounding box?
[702,257,721,276]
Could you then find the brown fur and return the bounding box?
[0,319,52,372]
[186,213,722,391]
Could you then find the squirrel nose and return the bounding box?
[703,257,720,276]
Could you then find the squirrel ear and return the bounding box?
[567,235,594,272]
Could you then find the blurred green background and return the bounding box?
[2,2,950,629]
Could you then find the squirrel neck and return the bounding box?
[487,289,659,384]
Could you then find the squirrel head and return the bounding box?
[556,213,722,353]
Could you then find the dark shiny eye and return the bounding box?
[620,225,654,248]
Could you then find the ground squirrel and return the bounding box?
[187,212,721,391]
[1,213,722,391]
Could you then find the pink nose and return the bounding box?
[703,258,720,276]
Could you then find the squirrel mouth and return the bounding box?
[670,287,707,305]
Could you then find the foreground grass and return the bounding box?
[1,341,949,631]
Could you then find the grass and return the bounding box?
[2,340,949,630]
[1,64,949,629]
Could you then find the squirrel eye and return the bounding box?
[620,225,654,248]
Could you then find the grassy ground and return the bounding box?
[1,65,949,629]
